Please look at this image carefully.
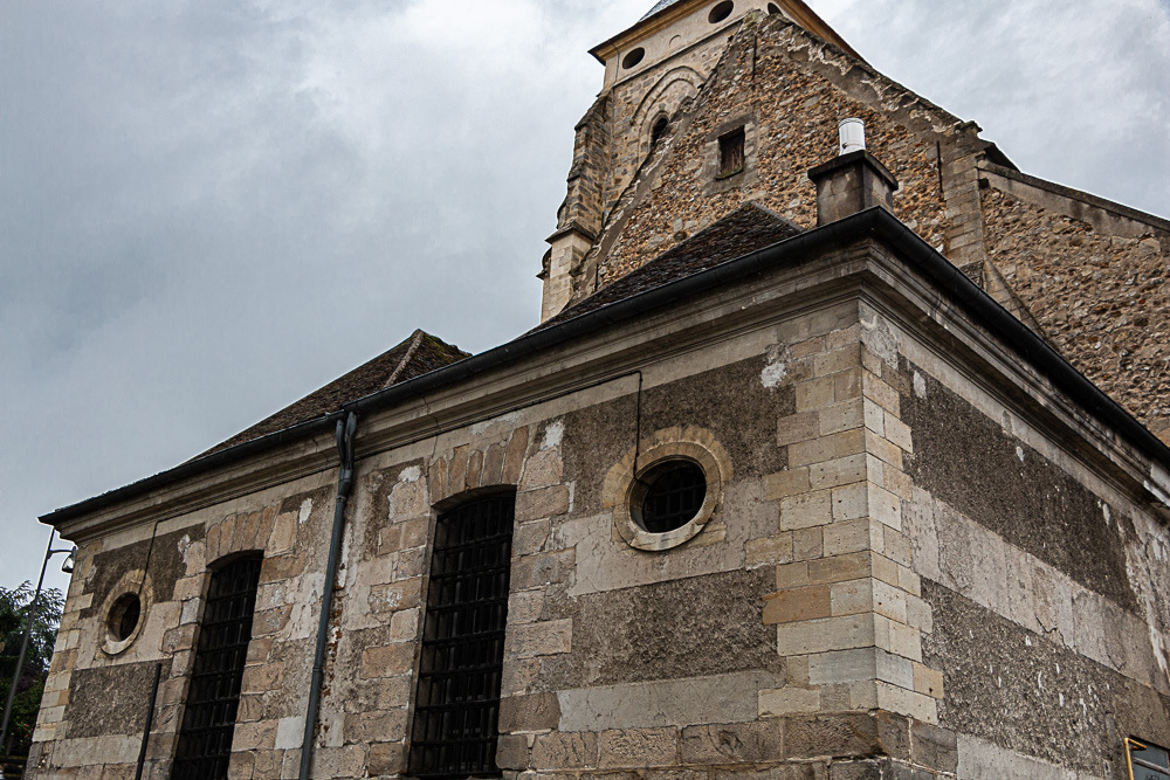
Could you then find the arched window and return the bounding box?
[650,115,669,149]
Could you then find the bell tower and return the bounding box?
[539,0,859,321]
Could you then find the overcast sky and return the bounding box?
[3,0,1168,595]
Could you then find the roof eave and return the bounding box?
[588,0,863,65]
[41,208,1170,527]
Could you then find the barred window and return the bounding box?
[171,555,262,780]
[409,493,514,778]
[635,459,706,533]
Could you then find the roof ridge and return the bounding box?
[382,328,426,390]
[741,199,804,234]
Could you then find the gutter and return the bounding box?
[40,207,1170,527]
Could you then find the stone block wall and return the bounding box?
[28,305,955,778]
[28,287,1170,779]
[761,320,941,727]
[866,299,1170,779]
[27,479,340,779]
[978,168,1170,444]
[581,15,988,299]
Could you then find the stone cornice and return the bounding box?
[46,209,1170,540]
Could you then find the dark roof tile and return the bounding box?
[538,202,802,330]
[201,329,468,456]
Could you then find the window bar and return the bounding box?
[409,494,514,778]
[171,555,262,780]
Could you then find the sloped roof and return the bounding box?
[201,329,468,456]
[41,208,1170,527]
[641,0,678,20]
[209,206,792,455]
[538,202,802,330]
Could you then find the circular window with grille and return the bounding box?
[632,459,707,533]
[605,428,729,552]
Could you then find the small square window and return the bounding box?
[717,127,745,178]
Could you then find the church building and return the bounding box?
[28,2,1170,778]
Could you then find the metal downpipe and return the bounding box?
[299,411,358,779]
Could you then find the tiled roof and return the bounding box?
[205,206,794,455]
[538,202,802,330]
[201,329,468,455]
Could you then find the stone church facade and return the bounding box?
[28,2,1170,779]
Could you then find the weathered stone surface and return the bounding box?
[84,528,198,617]
[539,569,779,689]
[922,581,1168,776]
[367,741,404,774]
[679,720,784,764]
[902,367,1136,610]
[65,661,170,738]
[909,719,956,773]
[495,733,530,770]
[499,692,562,733]
[531,731,599,769]
[509,619,572,658]
[782,713,892,760]
[598,728,678,768]
[360,643,414,679]
[516,485,571,521]
[982,184,1170,441]
[556,671,774,732]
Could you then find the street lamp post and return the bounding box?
[0,529,75,758]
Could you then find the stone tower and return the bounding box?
[25,3,1170,778]
[540,0,855,321]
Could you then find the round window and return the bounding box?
[622,47,646,69]
[107,593,141,642]
[634,459,707,533]
[99,570,151,655]
[708,1,734,23]
[604,428,730,552]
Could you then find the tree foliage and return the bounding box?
[0,582,63,757]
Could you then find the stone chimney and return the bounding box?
[807,120,899,225]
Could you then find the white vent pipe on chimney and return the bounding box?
[838,118,865,155]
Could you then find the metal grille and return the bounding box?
[409,494,514,778]
[640,460,706,533]
[171,555,262,780]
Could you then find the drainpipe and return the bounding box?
[133,662,162,780]
[299,411,358,779]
